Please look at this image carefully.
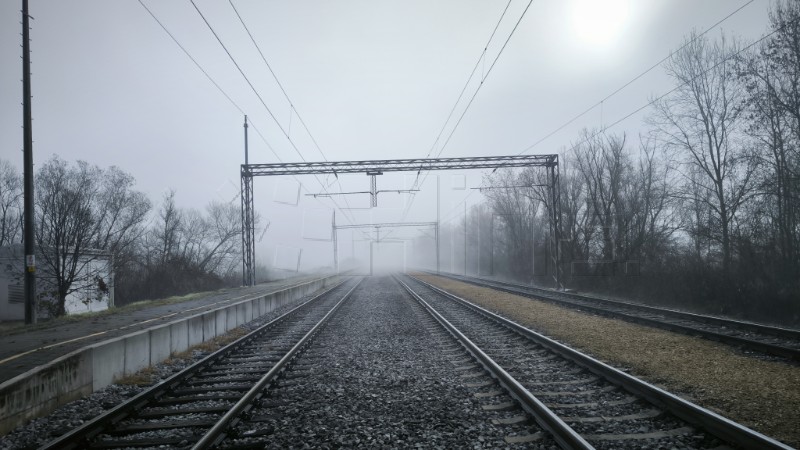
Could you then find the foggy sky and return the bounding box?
[0,0,773,271]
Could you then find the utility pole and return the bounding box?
[332,211,338,274]
[436,176,440,274]
[22,0,36,324]
[241,115,254,286]
[464,201,467,276]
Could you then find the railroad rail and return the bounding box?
[38,277,363,450]
[401,274,793,449]
[427,271,800,362]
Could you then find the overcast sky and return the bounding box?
[0,0,774,271]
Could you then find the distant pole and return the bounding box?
[22,0,36,324]
[464,201,467,276]
[242,116,247,285]
[490,214,494,276]
[332,211,338,274]
[244,115,249,165]
[436,176,440,274]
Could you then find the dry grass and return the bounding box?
[417,275,800,448]
[116,366,158,386]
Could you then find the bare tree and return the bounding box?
[0,159,23,246]
[565,131,678,275]
[632,138,680,263]
[150,190,182,267]
[650,32,756,275]
[573,131,628,265]
[483,169,538,279]
[738,0,800,278]
[199,200,242,276]
[36,158,99,316]
[35,156,149,316]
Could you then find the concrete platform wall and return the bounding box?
[0,276,338,435]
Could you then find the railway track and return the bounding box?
[38,277,363,450]
[28,273,792,449]
[428,271,800,362]
[400,274,792,449]
[217,275,552,448]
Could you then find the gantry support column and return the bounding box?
[241,168,255,286]
[332,211,338,274]
[548,159,563,289]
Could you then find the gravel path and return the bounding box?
[225,276,556,449]
[417,274,800,448]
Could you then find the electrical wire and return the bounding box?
[403,1,514,210]
[516,0,755,155]
[227,0,330,163]
[137,0,288,164]
[436,1,761,230]
[227,0,361,219]
[560,22,785,157]
[422,0,514,162]
[141,0,368,250]
[403,0,535,221]
[189,0,301,160]
[190,0,365,228]
[445,1,761,227]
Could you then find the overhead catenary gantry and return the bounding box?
[332,222,438,275]
[241,153,562,287]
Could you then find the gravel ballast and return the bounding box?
[416,274,800,448]
[0,286,328,450]
[2,277,557,449]
[226,275,553,448]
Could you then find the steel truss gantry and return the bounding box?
[332,222,438,275]
[241,154,562,288]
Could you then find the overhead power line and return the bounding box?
[189,0,366,227]
[422,0,514,162]
[443,1,759,229]
[228,0,361,215]
[403,0,535,220]
[538,15,788,167]
[227,0,330,163]
[137,0,285,163]
[189,1,304,160]
[517,0,755,155]
[140,0,363,234]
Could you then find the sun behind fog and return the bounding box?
[570,0,631,50]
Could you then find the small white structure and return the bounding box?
[0,244,114,321]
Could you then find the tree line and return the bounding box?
[3,2,797,323]
[0,155,245,317]
[431,2,800,325]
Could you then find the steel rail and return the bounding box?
[395,276,593,450]
[38,278,350,450]
[410,275,794,450]
[447,272,800,339]
[430,271,800,361]
[192,277,363,449]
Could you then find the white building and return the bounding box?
[0,244,114,321]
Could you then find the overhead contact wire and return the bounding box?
[191,0,363,227]
[403,0,535,220]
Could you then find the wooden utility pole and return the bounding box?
[22,0,36,324]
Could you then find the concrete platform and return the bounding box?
[0,274,337,435]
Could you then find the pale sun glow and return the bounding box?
[570,0,631,50]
